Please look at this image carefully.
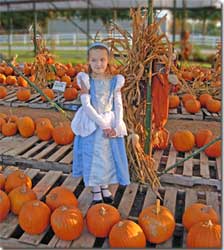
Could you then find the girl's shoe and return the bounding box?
[91,191,103,206]
[101,188,114,204]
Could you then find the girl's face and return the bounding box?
[88,48,109,75]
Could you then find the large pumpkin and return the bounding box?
[182,203,219,231]
[8,185,37,215]
[169,95,180,109]
[46,186,78,211]
[5,170,32,193]
[199,93,212,107]
[195,129,213,148]
[184,99,201,114]
[138,199,175,243]
[36,120,53,141]
[204,136,221,158]
[206,99,221,113]
[17,116,35,138]
[186,220,221,248]
[51,206,84,240]
[109,220,146,248]
[0,190,10,222]
[172,130,195,152]
[86,203,121,237]
[52,123,74,145]
[19,200,51,235]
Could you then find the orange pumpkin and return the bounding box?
[16,88,31,101]
[4,66,13,76]
[199,93,213,107]
[204,136,221,158]
[186,220,221,248]
[206,99,221,113]
[0,190,10,222]
[0,173,5,190]
[6,75,17,85]
[4,170,32,193]
[51,206,84,240]
[17,116,35,138]
[182,94,196,104]
[41,88,55,102]
[36,120,53,141]
[169,95,180,109]
[66,67,76,77]
[61,75,72,87]
[182,203,219,231]
[2,122,17,136]
[23,65,31,76]
[46,186,78,211]
[195,129,213,148]
[8,185,37,215]
[52,123,74,145]
[19,200,51,235]
[17,76,28,87]
[0,86,7,99]
[86,203,121,237]
[172,130,195,152]
[0,117,6,132]
[182,71,193,81]
[109,220,146,248]
[35,117,52,126]
[184,99,201,113]
[138,199,175,243]
[63,87,78,101]
[6,115,18,123]
[0,73,6,84]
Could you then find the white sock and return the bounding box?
[92,186,102,201]
[101,185,112,197]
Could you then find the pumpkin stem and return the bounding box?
[20,184,27,193]
[61,205,68,211]
[99,206,106,216]
[206,220,213,227]
[118,221,124,227]
[155,199,160,215]
[33,201,40,207]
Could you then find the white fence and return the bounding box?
[0,33,220,48]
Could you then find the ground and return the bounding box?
[0,106,221,138]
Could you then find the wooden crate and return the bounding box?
[0,165,221,249]
[0,86,81,111]
[201,108,221,122]
[169,105,203,120]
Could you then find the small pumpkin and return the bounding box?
[138,199,175,243]
[0,73,6,84]
[36,120,53,141]
[0,190,10,222]
[16,88,31,101]
[184,99,201,114]
[86,203,121,237]
[182,94,196,105]
[199,93,213,107]
[19,200,51,235]
[186,220,221,248]
[61,75,72,87]
[195,129,213,148]
[0,173,6,190]
[17,76,28,87]
[8,185,37,215]
[51,205,84,240]
[206,99,221,113]
[63,87,78,101]
[46,186,78,211]
[169,95,180,109]
[1,122,17,136]
[4,170,32,193]
[204,135,221,158]
[6,75,17,85]
[172,130,195,152]
[0,86,7,99]
[4,66,13,76]
[17,116,35,138]
[52,123,74,145]
[182,203,219,230]
[41,88,55,102]
[0,117,6,132]
[109,220,146,248]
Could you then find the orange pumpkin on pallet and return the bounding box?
[16,88,31,101]
[182,93,196,105]
[172,130,195,152]
[184,99,201,114]
[1,122,17,136]
[206,99,221,113]
[41,88,55,102]
[0,174,5,190]
[199,93,213,107]
[64,87,78,101]
[195,129,213,148]
[204,135,221,158]
[169,95,180,109]
[52,123,74,145]
[17,116,35,138]
[0,190,10,222]
[0,86,7,99]
[0,117,6,132]
[36,119,53,141]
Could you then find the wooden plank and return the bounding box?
[5,136,39,156]
[169,108,178,114]
[156,187,177,249]
[59,150,73,164]
[165,144,177,173]
[32,142,57,160]
[21,141,49,158]
[183,152,193,176]
[206,191,220,220]
[153,150,163,171]
[216,157,221,180]
[0,238,49,248]
[142,186,157,210]
[2,165,19,176]
[47,144,72,162]
[200,152,210,178]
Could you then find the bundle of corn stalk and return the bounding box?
[213,41,221,81]
[103,8,175,192]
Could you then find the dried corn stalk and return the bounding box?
[104,8,174,192]
[213,42,221,81]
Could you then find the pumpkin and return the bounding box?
[61,75,72,87]
[0,86,7,99]
[199,93,213,107]
[182,71,193,81]
[63,87,78,101]
[16,88,31,102]
[195,129,213,148]
[35,117,52,127]
[172,130,195,152]
[0,190,10,222]
[204,135,221,158]
[56,67,66,77]
[51,205,84,240]
[138,199,175,243]
[206,99,221,113]
[8,185,37,215]
[23,65,31,76]
[2,122,17,136]
[184,99,201,113]
[46,186,78,211]
[0,73,6,84]
[182,94,196,104]
[36,120,53,141]
[109,220,146,248]
[0,113,7,120]
[41,88,55,102]
[210,80,221,87]
[182,203,219,230]
[86,203,121,237]
[0,117,6,132]
[17,76,28,87]
[17,116,35,138]
[19,200,51,235]
[6,115,18,123]
[186,220,221,248]
[169,95,180,109]
[5,170,32,193]
[52,123,74,145]
[0,173,5,190]
[4,66,13,76]
[6,75,17,85]
[66,66,76,77]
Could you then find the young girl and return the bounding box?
[71,42,130,205]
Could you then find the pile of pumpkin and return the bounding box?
[171,128,221,158]
[169,93,221,114]
[0,169,221,248]
[0,113,74,145]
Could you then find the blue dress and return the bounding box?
[72,76,130,187]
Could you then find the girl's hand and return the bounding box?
[103,128,116,138]
[80,80,89,95]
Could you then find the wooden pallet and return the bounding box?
[0,135,221,190]
[169,104,203,120]
[0,87,81,111]
[0,165,221,249]
[201,107,221,121]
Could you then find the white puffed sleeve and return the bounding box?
[76,72,90,89]
[114,75,127,136]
